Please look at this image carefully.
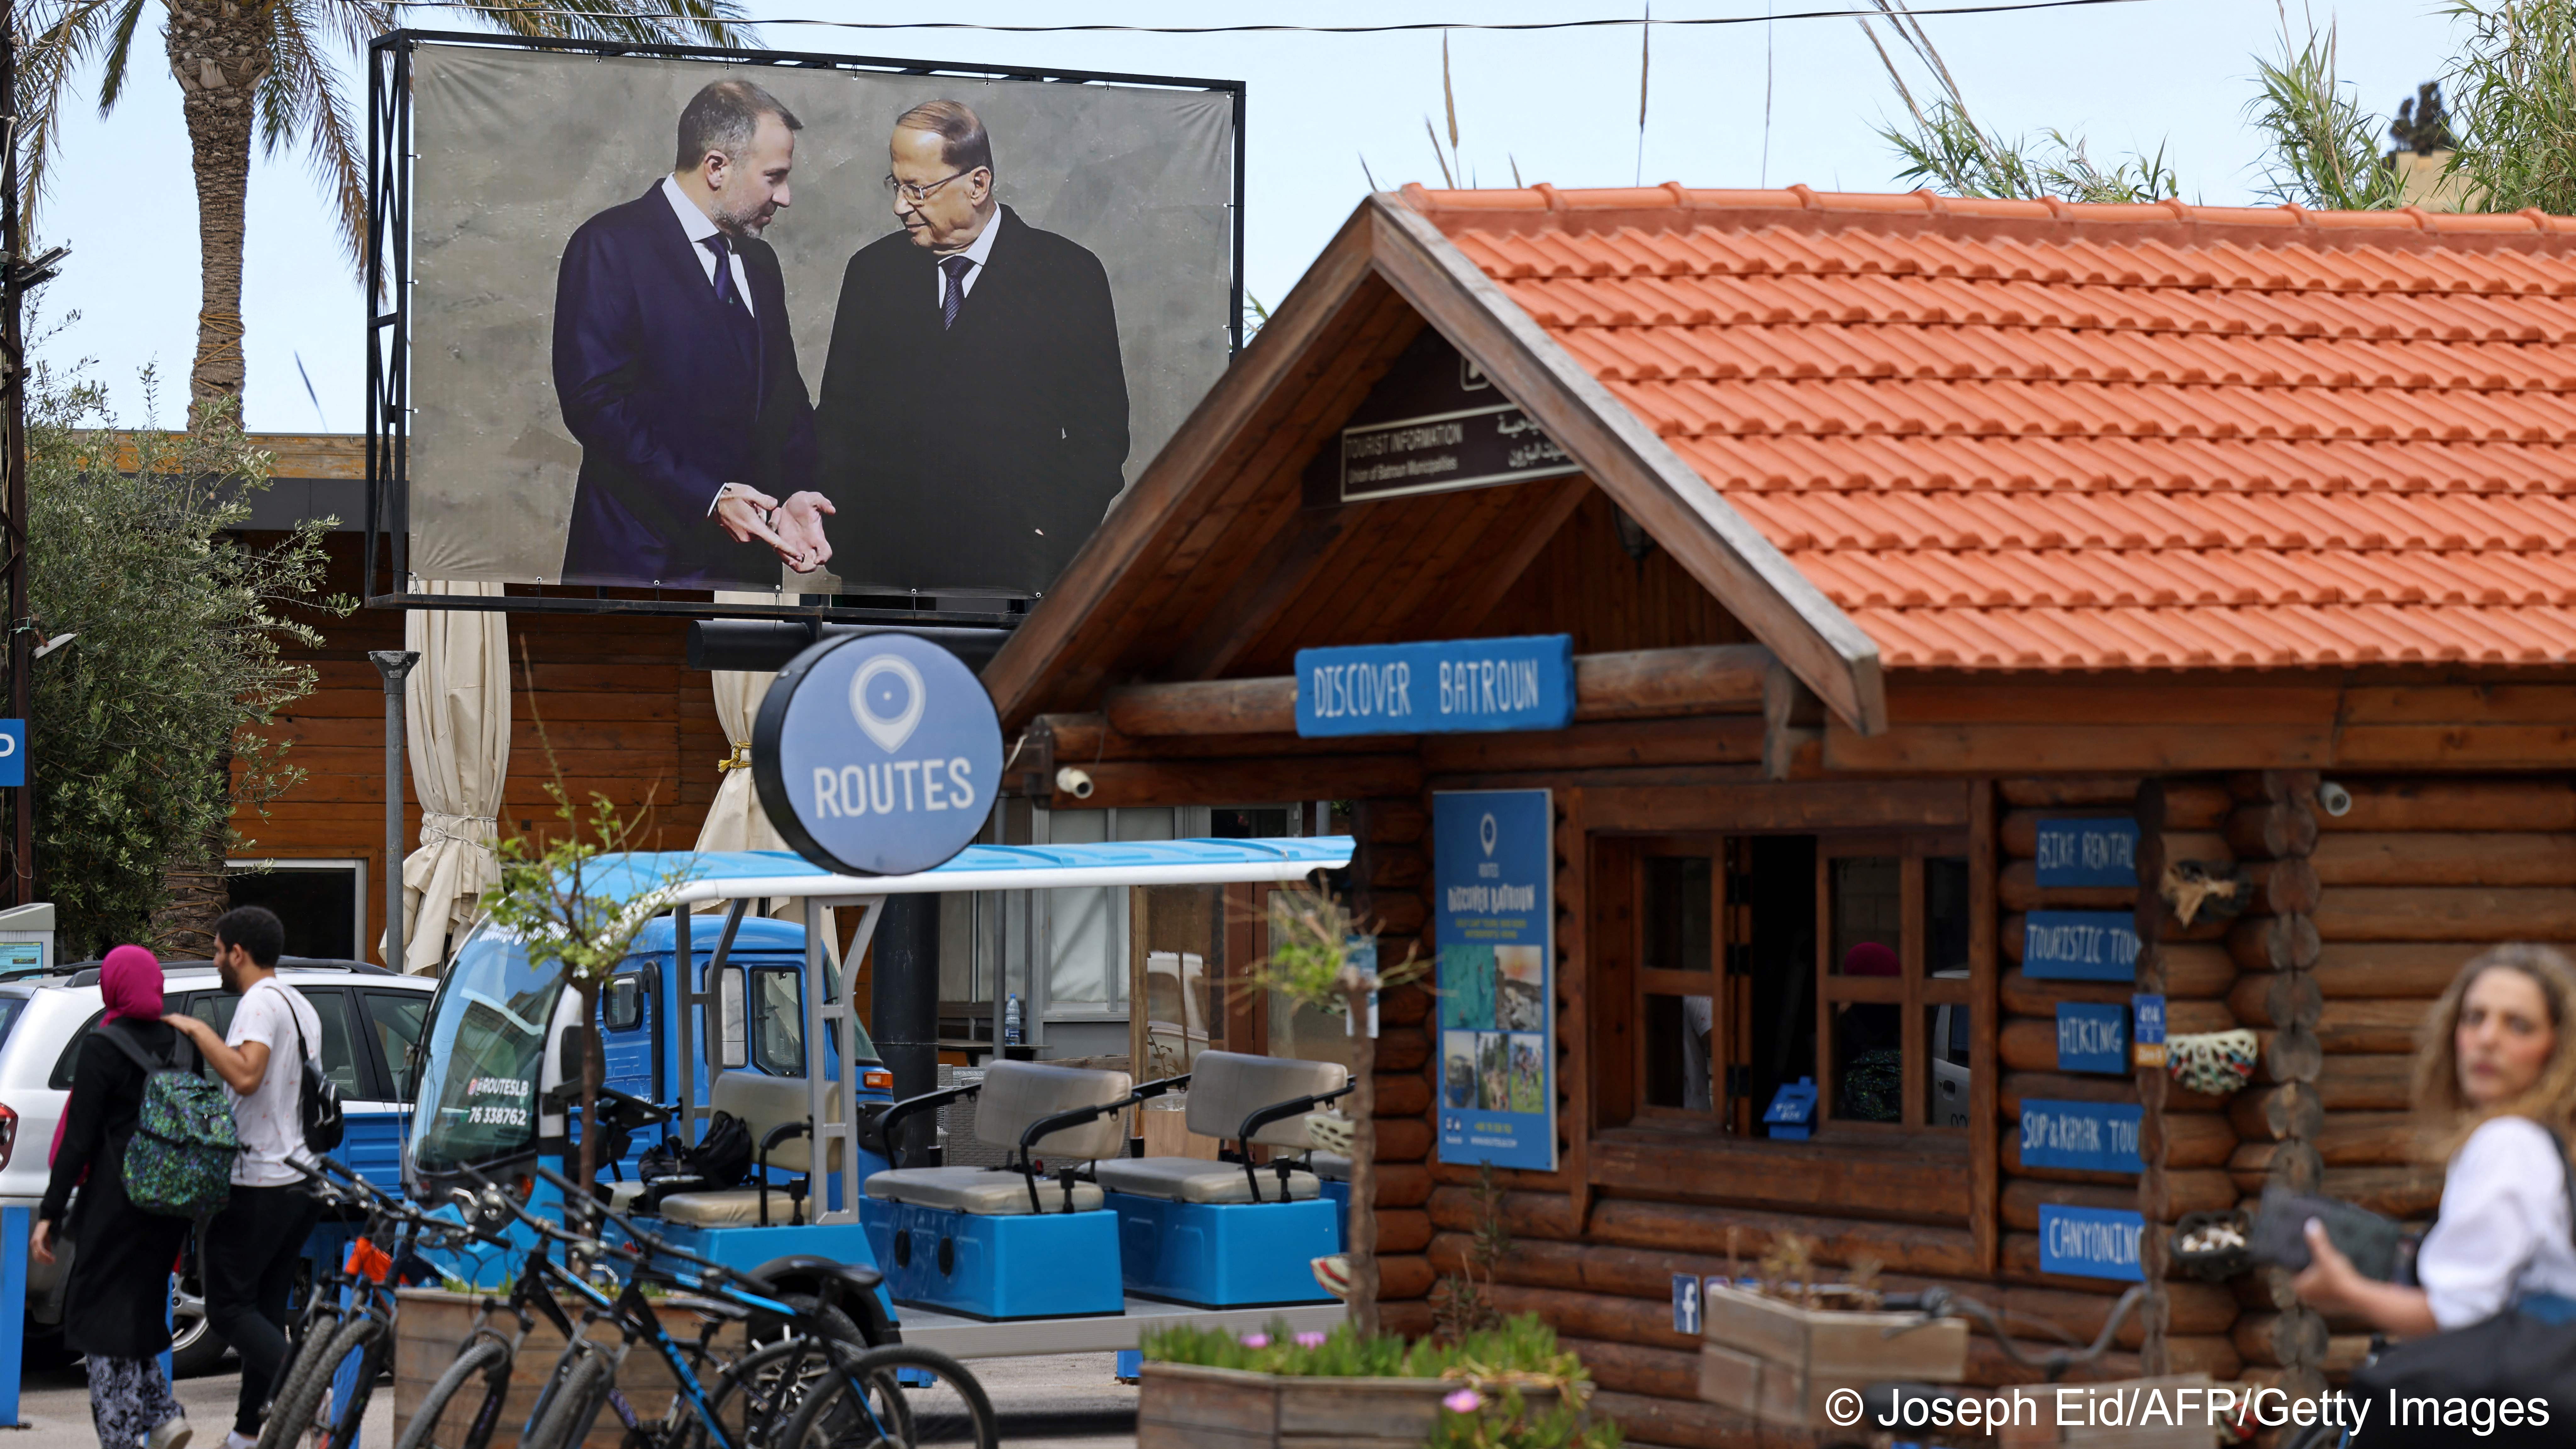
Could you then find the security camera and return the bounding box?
[2318,780,2353,818]
[1055,766,1095,800]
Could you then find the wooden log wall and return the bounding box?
[1997,777,2244,1387]
[2195,772,2327,1402]
[1352,797,1441,1333]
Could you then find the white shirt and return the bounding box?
[225,977,324,1187]
[933,213,1002,309]
[2417,1116,2576,1327]
[661,175,754,319]
[1682,996,1714,1112]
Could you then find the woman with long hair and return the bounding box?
[31,947,195,1449]
[2295,943,2576,1334]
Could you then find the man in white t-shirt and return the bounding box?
[164,906,324,1449]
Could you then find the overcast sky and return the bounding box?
[35,0,2458,432]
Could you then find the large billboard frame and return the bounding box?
[362,30,1247,621]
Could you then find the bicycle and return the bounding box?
[258,1159,484,1449]
[483,1165,991,1449]
[1825,1284,2152,1449]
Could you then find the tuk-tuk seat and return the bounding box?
[865,1061,1131,1216]
[1309,1153,1351,1183]
[1093,1052,1348,1205]
[655,1071,843,1227]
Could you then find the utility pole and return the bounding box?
[0,6,62,910]
[371,650,419,969]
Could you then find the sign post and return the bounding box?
[1434,789,1556,1171]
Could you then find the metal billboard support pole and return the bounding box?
[370,650,419,969]
[873,895,940,1164]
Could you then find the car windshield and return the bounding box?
[411,932,562,1175]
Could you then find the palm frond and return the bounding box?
[440,0,750,48]
[15,0,125,236]
[261,0,370,267]
[92,0,150,112]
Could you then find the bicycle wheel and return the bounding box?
[696,1297,871,1449]
[258,1313,383,1449]
[776,1344,996,1449]
[393,1338,516,1449]
[523,1347,618,1449]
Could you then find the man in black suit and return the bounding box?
[813,99,1129,594]
[553,79,836,587]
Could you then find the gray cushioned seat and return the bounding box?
[633,1071,842,1223]
[864,1166,1104,1215]
[658,1188,805,1226]
[1095,1157,1322,1204]
[1309,1152,1351,1183]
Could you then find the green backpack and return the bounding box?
[98,1023,240,1219]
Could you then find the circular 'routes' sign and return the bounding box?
[751,631,1003,877]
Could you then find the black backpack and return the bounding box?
[264,982,344,1154]
[682,1111,753,1188]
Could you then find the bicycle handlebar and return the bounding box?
[1886,1284,2149,1379]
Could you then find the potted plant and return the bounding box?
[1697,1235,1969,1429]
[1137,1313,1612,1449]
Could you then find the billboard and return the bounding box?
[380,36,1240,602]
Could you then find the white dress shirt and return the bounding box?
[2417,1115,2576,1328]
[663,175,753,318]
[934,213,1002,309]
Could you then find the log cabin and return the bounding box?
[970,182,2576,1445]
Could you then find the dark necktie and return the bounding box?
[941,254,974,330]
[701,233,741,308]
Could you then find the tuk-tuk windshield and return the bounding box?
[412,931,562,1175]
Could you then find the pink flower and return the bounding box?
[1443,1389,1484,1414]
[1295,1332,1328,1348]
[1239,1333,1270,1349]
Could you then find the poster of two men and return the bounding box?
[403,43,1238,597]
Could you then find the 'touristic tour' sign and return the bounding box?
[2033,818,2140,889]
[2022,910,2143,982]
[2039,1203,2147,1282]
[1436,788,1558,1172]
[752,631,1003,877]
[1295,635,1575,738]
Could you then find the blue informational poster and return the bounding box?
[2022,911,2142,981]
[2033,818,2140,888]
[2039,1203,2147,1282]
[2055,1003,2129,1074]
[1435,789,1557,1171]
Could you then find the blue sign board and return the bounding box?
[0,719,23,788]
[2020,1099,2144,1174]
[1671,1274,1702,1335]
[751,633,1004,876]
[2055,1003,2129,1074]
[1436,789,1557,1171]
[2132,994,2167,1046]
[2022,910,2142,981]
[2034,818,2140,888]
[2039,1204,2147,1282]
[1296,635,1574,738]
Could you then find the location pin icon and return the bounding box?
[1480,813,1498,857]
[849,654,928,753]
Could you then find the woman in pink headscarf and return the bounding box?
[34,946,195,1449]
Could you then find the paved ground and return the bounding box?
[12,1355,1140,1449]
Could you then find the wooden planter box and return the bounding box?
[393,1288,748,1449]
[1697,1283,1969,1429]
[1137,1362,1565,1449]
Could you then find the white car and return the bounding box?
[0,959,434,1372]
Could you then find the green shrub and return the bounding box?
[1140,1312,1583,1383]
[1427,1386,1623,1449]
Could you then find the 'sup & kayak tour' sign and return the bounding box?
[752,631,1003,876]
[1436,788,1557,1172]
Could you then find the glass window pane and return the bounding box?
[1830,1001,1902,1121]
[751,967,803,1075]
[1269,992,1358,1073]
[1926,1003,1972,1128]
[1830,857,1903,976]
[1641,857,1714,975]
[1928,856,1971,977]
[1641,993,1714,1110]
[364,990,429,1100]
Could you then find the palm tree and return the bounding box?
[19,0,748,417]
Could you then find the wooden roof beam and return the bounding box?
[1365,196,1888,736]
[1102,642,1777,738]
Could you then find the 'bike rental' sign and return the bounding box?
[752,632,1003,876]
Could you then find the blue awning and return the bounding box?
[562,837,1352,907]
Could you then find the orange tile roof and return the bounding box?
[1403,183,2576,670]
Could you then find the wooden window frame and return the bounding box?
[1813,834,1974,1135]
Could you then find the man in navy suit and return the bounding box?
[553,79,834,587]
[812,100,1128,594]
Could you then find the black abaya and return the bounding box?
[40,1019,193,1360]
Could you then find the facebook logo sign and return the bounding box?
[0,720,25,787]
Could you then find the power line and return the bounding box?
[378,0,2161,36]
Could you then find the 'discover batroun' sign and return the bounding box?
[2019,1099,2144,1174]
[1436,789,1557,1172]
[1296,636,1574,738]
[2039,1204,2146,1282]
[2033,818,2140,889]
[752,632,1003,876]
[2022,910,2142,981]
